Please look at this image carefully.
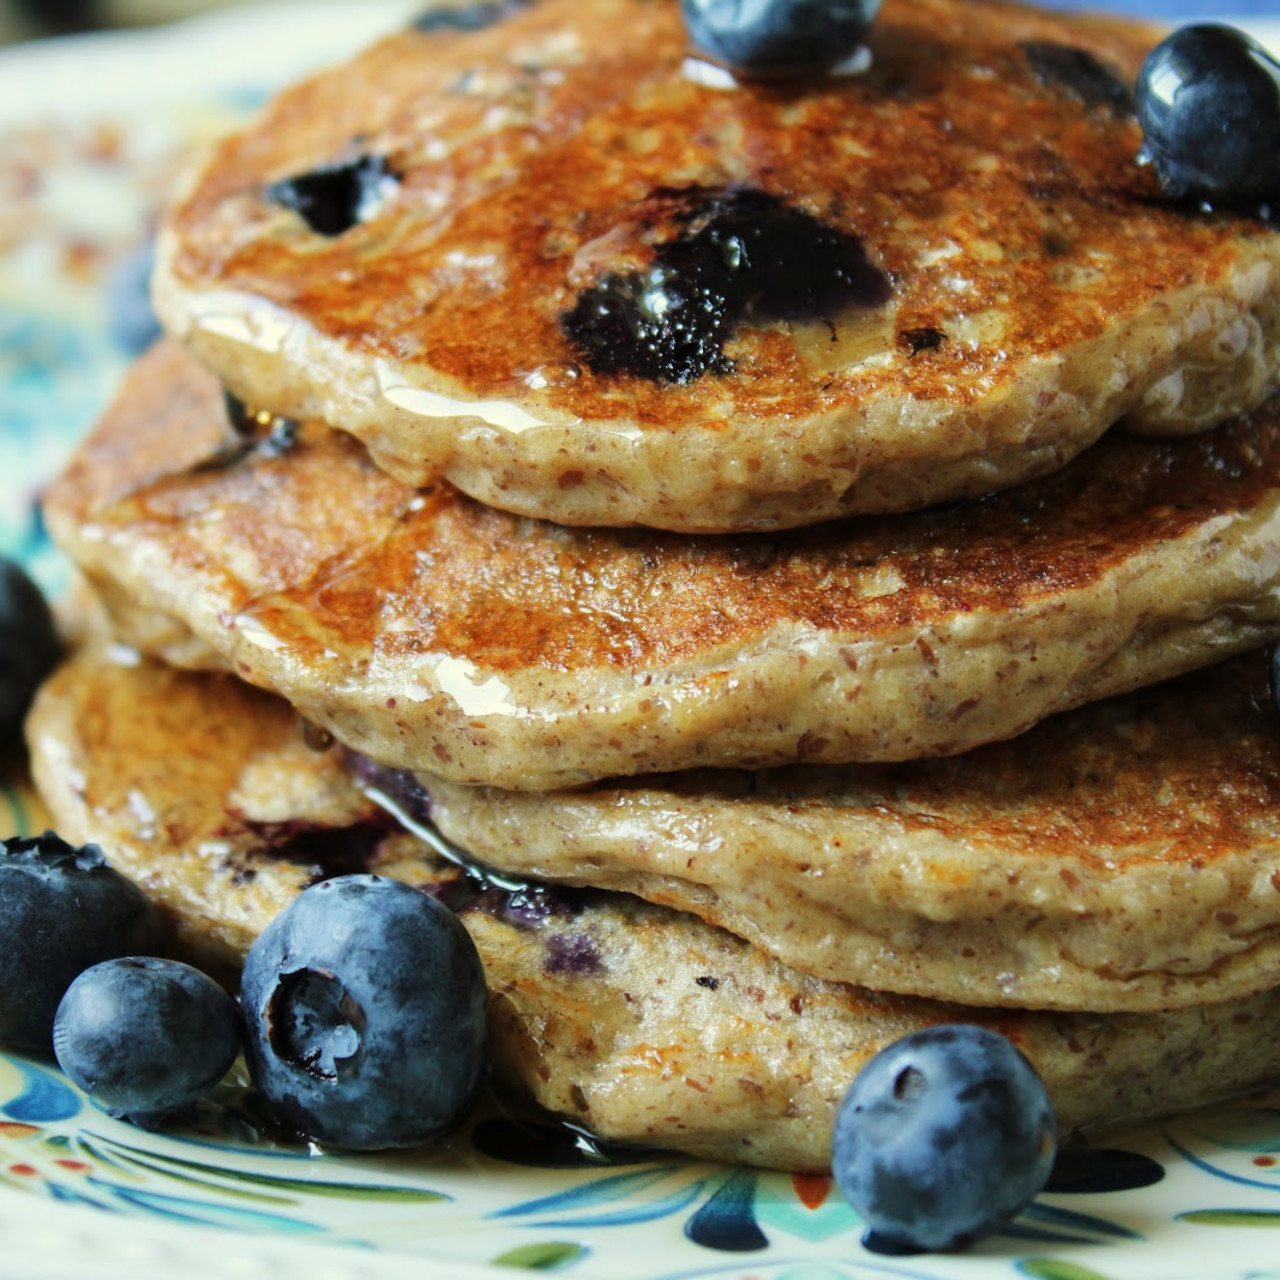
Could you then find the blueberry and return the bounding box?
[832,1025,1057,1253]
[0,832,166,1053]
[240,874,487,1150]
[680,0,881,79]
[0,555,59,742]
[562,188,889,383]
[53,957,241,1127]
[1135,25,1280,211]
[267,155,399,237]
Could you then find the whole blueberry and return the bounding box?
[0,832,166,1053]
[240,875,488,1150]
[680,0,880,79]
[0,556,59,742]
[1135,25,1280,209]
[832,1025,1057,1253]
[53,957,241,1127]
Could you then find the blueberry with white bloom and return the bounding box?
[240,875,488,1150]
[832,1025,1057,1253]
[0,832,165,1053]
[54,957,241,1127]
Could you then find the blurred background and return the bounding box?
[0,0,294,43]
[1,0,1280,45]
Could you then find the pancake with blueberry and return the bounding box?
[398,649,1280,1015]
[42,340,1280,791]
[27,645,1280,1170]
[151,0,1280,534]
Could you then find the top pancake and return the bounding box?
[154,0,1280,532]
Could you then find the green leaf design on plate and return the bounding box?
[491,1242,588,1270]
[92,1143,297,1205]
[1177,1108,1280,1154]
[76,1136,161,1183]
[1177,1209,1280,1227]
[96,1136,450,1202]
[1016,1260,1115,1280]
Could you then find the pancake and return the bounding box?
[400,651,1280,1014]
[43,340,1280,790]
[153,0,1280,533]
[27,646,1280,1170]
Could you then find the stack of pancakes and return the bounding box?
[26,0,1280,1170]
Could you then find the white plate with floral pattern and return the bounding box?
[5,5,1280,1279]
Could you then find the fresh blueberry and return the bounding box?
[240,874,487,1150]
[0,832,166,1053]
[0,555,59,742]
[832,1025,1057,1253]
[53,957,241,1127]
[1135,25,1280,211]
[267,155,399,237]
[680,0,881,79]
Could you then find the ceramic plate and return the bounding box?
[6,5,1280,1279]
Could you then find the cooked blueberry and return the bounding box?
[563,188,889,383]
[267,155,399,237]
[832,1025,1057,1253]
[680,0,880,78]
[564,259,734,384]
[0,832,166,1053]
[899,327,946,356]
[1021,42,1132,116]
[411,0,527,33]
[1135,25,1280,210]
[53,957,241,1127]
[0,555,59,742]
[240,874,487,1150]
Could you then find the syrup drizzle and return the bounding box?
[346,754,531,894]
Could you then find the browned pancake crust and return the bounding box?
[43,341,1280,789]
[20,645,451,977]
[155,0,1280,530]
[28,648,1280,1169]
[422,650,1280,1012]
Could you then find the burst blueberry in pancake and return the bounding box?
[27,647,1280,1170]
[153,0,1280,532]
[41,341,1280,791]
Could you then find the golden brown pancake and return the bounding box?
[42,340,1280,791]
[408,651,1280,1014]
[154,0,1280,532]
[27,646,1280,1170]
